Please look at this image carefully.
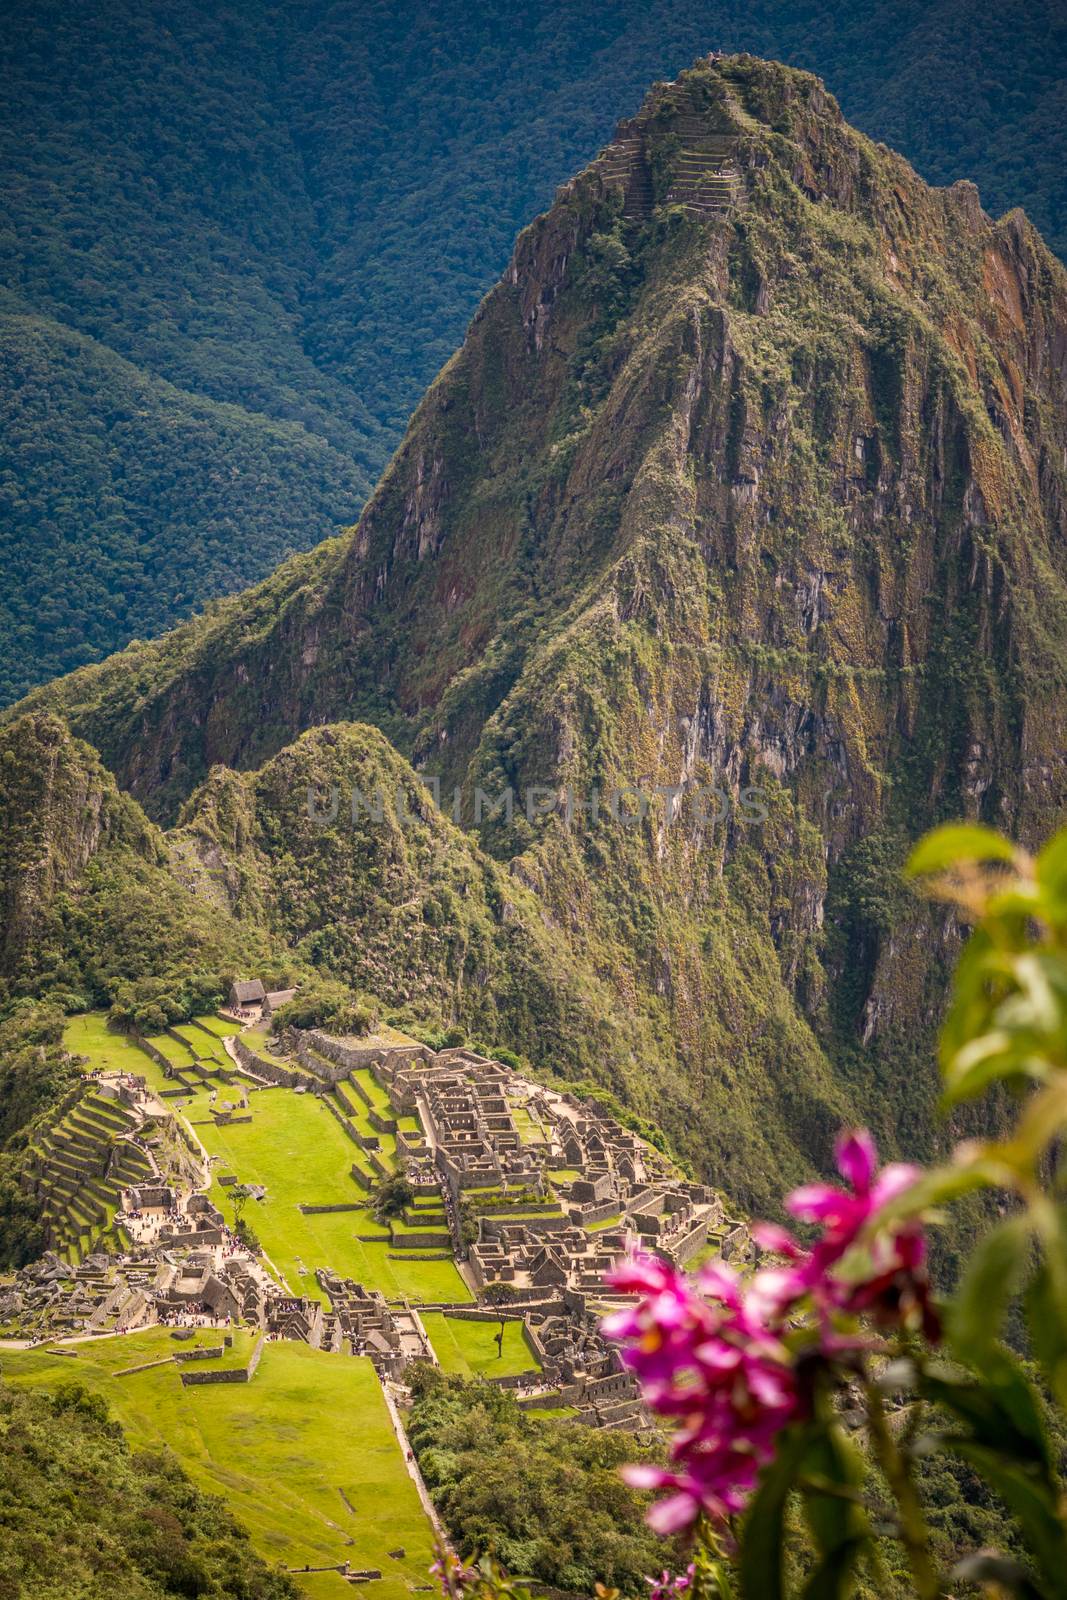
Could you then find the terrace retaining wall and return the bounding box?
[233,1036,299,1088]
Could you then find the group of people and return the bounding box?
[153,1301,230,1329]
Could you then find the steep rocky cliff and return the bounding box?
[14,56,1067,1211]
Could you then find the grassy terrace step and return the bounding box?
[68,1196,105,1230]
[45,1135,104,1169]
[350,1067,393,1116]
[109,1168,151,1194]
[333,1082,358,1115]
[79,1103,138,1134]
[40,1171,83,1202]
[110,1136,151,1162]
[84,1093,139,1122]
[37,1135,95,1169]
[171,1026,225,1059]
[62,1114,121,1147]
[84,1176,123,1205]
[39,1158,98,1193]
[111,1155,152,1183]
[470,1205,564,1222]
[144,1033,200,1070]
[188,1015,241,1042]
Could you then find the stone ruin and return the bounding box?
[3,1019,752,1440]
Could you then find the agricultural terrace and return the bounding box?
[1,1330,433,1600]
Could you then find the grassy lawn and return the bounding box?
[2,1332,433,1600]
[200,1091,470,1305]
[143,1031,199,1069]
[63,1012,155,1075]
[190,1014,241,1040]
[421,1313,538,1378]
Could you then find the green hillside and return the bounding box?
[2,0,1065,700]
[16,56,1067,1231]
[0,309,371,702]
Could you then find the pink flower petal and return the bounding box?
[835,1129,877,1193]
[870,1162,921,1210]
[784,1183,846,1221]
[697,1262,739,1303]
[647,1492,701,1535]
[622,1463,675,1490]
[751,1222,803,1258]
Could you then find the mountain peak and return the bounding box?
[8,53,1067,1204]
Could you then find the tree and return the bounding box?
[373,1168,415,1224]
[271,981,378,1037]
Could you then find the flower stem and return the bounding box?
[864,1380,943,1600]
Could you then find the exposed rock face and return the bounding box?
[14,56,1067,1209]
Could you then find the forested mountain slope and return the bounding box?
[18,56,1067,1220]
[2,0,1065,701]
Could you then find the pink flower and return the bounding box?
[430,1544,477,1600]
[645,1562,696,1600]
[603,1129,937,1537]
[780,1129,936,1336]
[604,1253,799,1530]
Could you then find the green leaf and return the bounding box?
[874,1156,997,1222]
[921,1361,1051,1471]
[739,1423,820,1600]
[948,1213,1033,1361]
[1037,830,1067,905]
[802,1538,869,1600]
[906,823,1017,877]
[801,1422,867,1567]
[1025,1206,1067,1408]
